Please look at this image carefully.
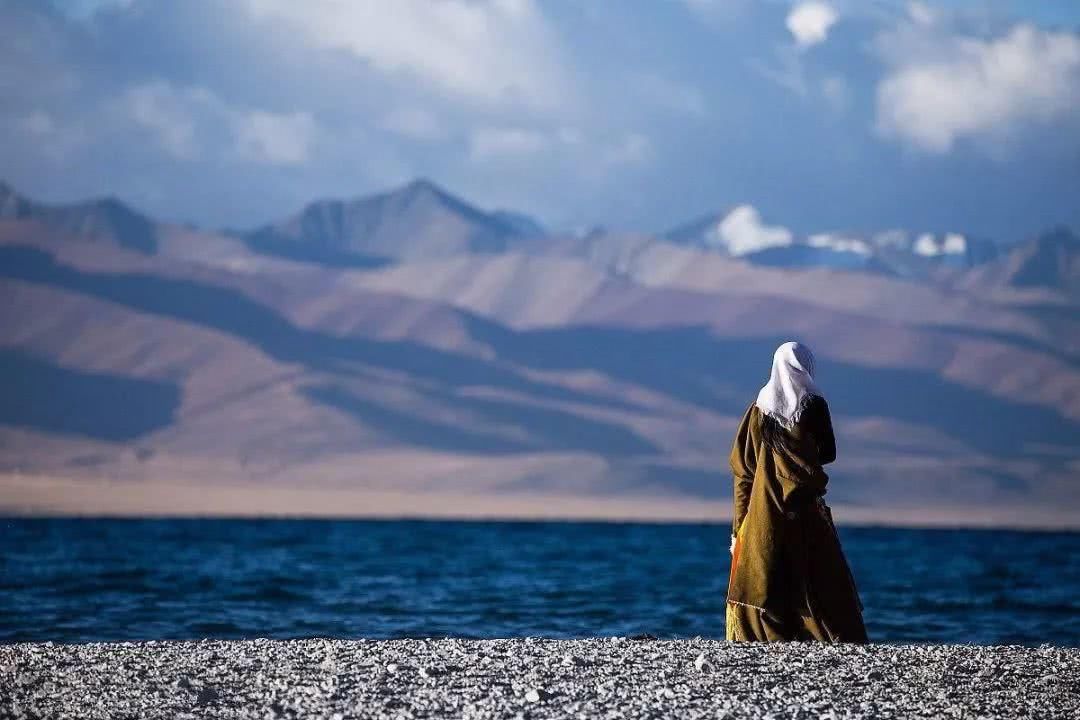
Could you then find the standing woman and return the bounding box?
[726,341,867,643]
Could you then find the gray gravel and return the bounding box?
[2,638,1078,719]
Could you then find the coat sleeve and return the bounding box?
[729,403,757,535]
[815,398,836,465]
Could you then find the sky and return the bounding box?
[1,0,1079,241]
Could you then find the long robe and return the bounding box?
[726,397,867,643]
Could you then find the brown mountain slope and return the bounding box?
[341,250,1080,421]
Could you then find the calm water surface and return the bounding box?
[2,519,1078,645]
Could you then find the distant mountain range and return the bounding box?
[4,178,1075,289]
[1,179,1078,525]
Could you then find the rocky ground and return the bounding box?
[2,638,1078,719]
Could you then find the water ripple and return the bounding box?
[1,519,1078,645]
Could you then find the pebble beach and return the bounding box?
[3,638,1078,719]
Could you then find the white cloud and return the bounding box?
[470,126,548,160]
[786,2,838,48]
[123,80,317,166]
[5,0,1078,238]
[906,2,935,27]
[243,0,570,111]
[123,81,206,160]
[712,205,793,256]
[876,24,1080,153]
[380,107,444,141]
[233,110,315,166]
[14,110,87,164]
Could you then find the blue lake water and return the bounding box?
[2,519,1079,646]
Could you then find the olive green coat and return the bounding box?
[727,398,867,642]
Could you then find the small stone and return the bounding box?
[694,653,714,673]
[386,663,399,674]
[524,688,549,703]
[194,686,220,705]
[866,670,883,681]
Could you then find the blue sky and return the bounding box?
[2,0,1078,241]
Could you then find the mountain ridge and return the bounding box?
[4,178,1076,291]
[244,178,542,265]
[0,181,159,254]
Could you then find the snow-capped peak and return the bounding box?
[914,232,968,257]
[807,233,872,257]
[708,205,793,256]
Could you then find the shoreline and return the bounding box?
[3,474,1079,531]
[3,638,1077,718]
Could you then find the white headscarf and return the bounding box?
[755,341,822,429]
